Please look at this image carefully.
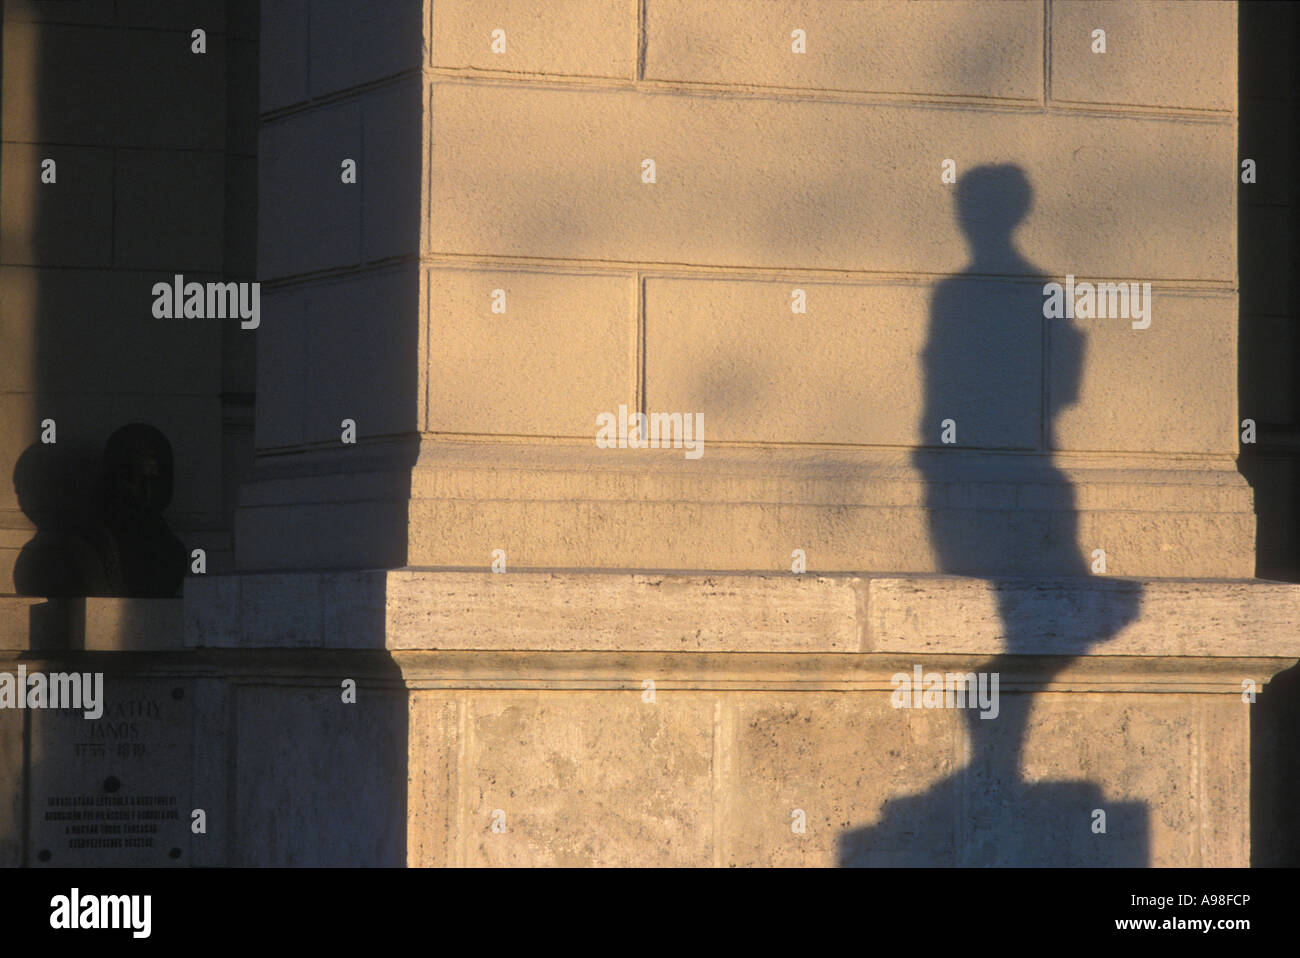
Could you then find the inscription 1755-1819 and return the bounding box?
[30,679,192,866]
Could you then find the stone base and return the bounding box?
[400,672,1238,866]
[3,573,1296,867]
[173,569,1300,866]
[0,595,183,651]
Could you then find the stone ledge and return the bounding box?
[0,647,1282,694]
[866,576,1300,657]
[0,596,184,651]
[183,570,1300,665]
[388,650,1290,694]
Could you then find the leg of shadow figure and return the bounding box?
[839,165,1147,866]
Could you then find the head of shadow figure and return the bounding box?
[836,165,1145,865]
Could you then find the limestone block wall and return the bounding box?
[420,0,1241,578]
[0,0,258,587]
[4,0,1296,873]
[1238,2,1300,865]
[405,684,1248,867]
[1238,2,1300,581]
[245,0,1249,577]
[255,0,422,448]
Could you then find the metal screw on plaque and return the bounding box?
[103,776,121,793]
[169,848,182,859]
[37,849,51,862]
[172,687,184,700]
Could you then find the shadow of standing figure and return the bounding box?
[68,423,187,598]
[838,166,1146,865]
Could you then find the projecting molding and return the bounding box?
[183,570,1300,662]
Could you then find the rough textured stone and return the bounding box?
[431,0,635,79]
[259,101,363,279]
[426,268,634,436]
[386,570,859,652]
[868,576,1300,658]
[406,693,456,867]
[78,598,185,651]
[645,277,1040,448]
[360,80,423,262]
[309,0,422,99]
[300,266,420,443]
[427,83,1233,282]
[188,570,1300,660]
[2,22,121,144]
[114,150,225,271]
[1050,0,1235,111]
[457,691,713,866]
[1050,292,1237,455]
[645,0,1041,100]
[118,28,226,151]
[0,144,113,268]
[0,685,22,865]
[726,694,959,866]
[259,0,310,112]
[233,684,407,866]
[394,442,1256,577]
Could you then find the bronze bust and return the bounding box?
[71,424,186,598]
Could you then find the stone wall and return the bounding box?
[246,0,1252,581]
[0,0,257,867]
[1,0,257,587]
[5,0,1300,869]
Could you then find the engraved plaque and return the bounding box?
[29,675,192,866]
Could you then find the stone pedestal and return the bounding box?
[182,571,1300,866]
[0,598,192,866]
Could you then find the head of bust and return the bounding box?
[100,422,174,515]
